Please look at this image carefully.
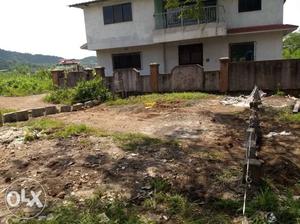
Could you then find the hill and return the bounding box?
[0,49,97,70]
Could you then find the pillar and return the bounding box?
[150,63,160,92]
[219,57,230,93]
[51,70,64,88]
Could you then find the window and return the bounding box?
[230,42,255,62]
[112,53,141,69]
[239,0,261,12]
[103,3,132,25]
[178,44,203,65]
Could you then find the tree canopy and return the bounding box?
[283,31,300,59]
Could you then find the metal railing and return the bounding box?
[154,5,225,29]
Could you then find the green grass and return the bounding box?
[0,69,53,96]
[0,108,16,114]
[107,92,212,106]
[280,111,300,123]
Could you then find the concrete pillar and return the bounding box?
[51,70,65,87]
[150,63,160,92]
[95,67,106,79]
[219,57,230,93]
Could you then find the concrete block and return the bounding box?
[293,100,300,113]
[60,105,72,113]
[3,112,17,123]
[45,106,58,115]
[16,110,29,122]
[0,114,3,127]
[72,103,84,111]
[84,101,94,108]
[31,108,45,118]
[92,100,101,106]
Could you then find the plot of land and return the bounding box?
[0,95,299,223]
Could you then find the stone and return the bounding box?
[31,108,45,118]
[60,105,72,113]
[84,101,94,108]
[45,106,58,115]
[3,112,17,123]
[72,103,84,111]
[16,110,29,122]
[293,100,300,113]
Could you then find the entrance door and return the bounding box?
[178,44,203,66]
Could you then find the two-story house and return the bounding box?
[70,0,297,76]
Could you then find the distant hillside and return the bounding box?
[0,49,97,70]
[80,56,97,67]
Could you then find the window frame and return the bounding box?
[229,42,256,62]
[238,0,262,13]
[103,3,133,25]
[112,52,142,70]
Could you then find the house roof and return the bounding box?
[69,0,108,8]
[228,24,298,35]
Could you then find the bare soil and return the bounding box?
[0,94,54,111]
[0,96,299,222]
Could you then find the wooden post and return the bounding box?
[219,57,230,93]
[150,63,159,92]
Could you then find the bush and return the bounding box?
[45,78,111,105]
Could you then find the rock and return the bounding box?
[92,100,101,106]
[60,105,72,113]
[31,108,45,118]
[0,114,3,127]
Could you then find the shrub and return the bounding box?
[45,78,110,105]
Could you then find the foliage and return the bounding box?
[0,108,16,114]
[165,0,204,20]
[107,92,211,106]
[0,68,53,96]
[283,31,300,59]
[45,78,111,105]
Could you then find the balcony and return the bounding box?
[153,5,227,43]
[154,5,224,29]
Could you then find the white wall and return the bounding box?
[219,0,284,28]
[97,31,284,74]
[83,0,155,50]
[97,44,165,76]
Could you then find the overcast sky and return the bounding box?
[0,0,299,59]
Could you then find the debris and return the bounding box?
[264,131,292,138]
[293,100,300,113]
[220,87,266,107]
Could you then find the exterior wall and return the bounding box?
[97,44,165,76]
[83,0,155,50]
[97,31,283,73]
[219,0,284,28]
[165,31,283,72]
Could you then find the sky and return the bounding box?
[0,0,299,59]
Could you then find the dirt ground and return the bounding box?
[0,94,54,110]
[0,96,299,222]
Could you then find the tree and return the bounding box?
[165,0,204,20]
[283,31,300,59]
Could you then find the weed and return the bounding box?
[0,69,53,96]
[54,124,93,138]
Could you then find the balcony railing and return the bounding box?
[154,5,224,29]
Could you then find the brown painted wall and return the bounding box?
[229,59,300,91]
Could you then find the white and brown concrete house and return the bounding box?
[70,0,297,76]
